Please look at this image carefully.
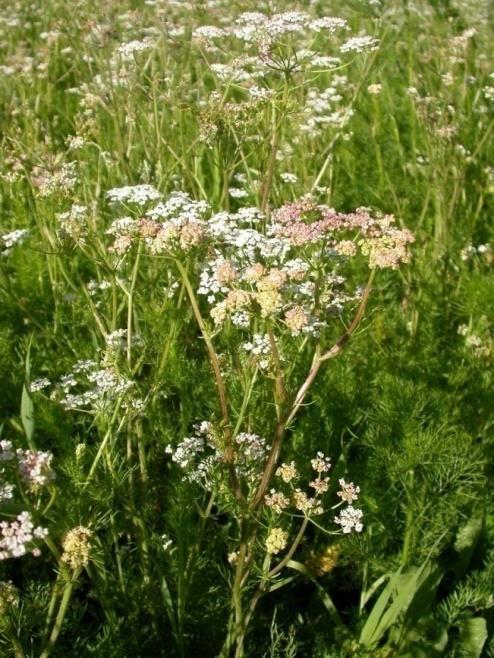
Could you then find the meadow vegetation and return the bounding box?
[0,0,493,656]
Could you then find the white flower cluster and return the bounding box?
[106,184,161,206]
[460,243,491,261]
[44,360,135,411]
[118,38,154,60]
[340,36,379,53]
[0,512,48,560]
[0,483,14,502]
[57,204,88,243]
[334,505,363,533]
[30,377,51,392]
[1,228,29,255]
[235,432,267,462]
[166,423,268,486]
[32,161,78,197]
[166,422,219,484]
[194,11,350,47]
[301,79,353,136]
[242,334,272,370]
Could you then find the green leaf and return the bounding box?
[359,560,434,647]
[359,569,402,646]
[452,513,484,577]
[21,383,35,448]
[21,335,35,448]
[458,617,487,658]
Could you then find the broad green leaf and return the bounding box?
[268,575,297,593]
[161,576,179,640]
[21,336,36,448]
[359,568,402,646]
[21,383,35,448]
[452,513,484,577]
[458,617,487,658]
[360,573,390,611]
[371,561,434,646]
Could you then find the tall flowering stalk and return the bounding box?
[101,185,413,655]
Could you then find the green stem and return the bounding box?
[39,571,79,658]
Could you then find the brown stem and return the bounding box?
[250,347,322,510]
[267,327,288,415]
[320,270,375,362]
[175,259,243,502]
[251,272,375,509]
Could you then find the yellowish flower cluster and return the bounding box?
[61,526,93,571]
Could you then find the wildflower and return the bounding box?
[311,452,331,473]
[229,187,249,199]
[335,240,357,256]
[292,489,323,515]
[256,289,282,317]
[106,184,160,206]
[242,334,272,369]
[360,229,414,269]
[0,440,15,461]
[284,306,310,336]
[337,479,360,503]
[367,83,382,95]
[57,204,88,243]
[307,544,340,576]
[30,378,51,392]
[66,135,86,150]
[310,477,330,495]
[276,461,298,483]
[17,449,54,489]
[334,506,363,533]
[235,433,267,461]
[75,444,87,462]
[0,483,14,502]
[340,36,379,54]
[161,534,173,552]
[265,489,290,513]
[0,581,19,615]
[215,260,238,285]
[105,329,128,350]
[0,512,48,560]
[266,528,288,555]
[227,551,238,565]
[280,172,298,184]
[61,526,93,570]
[118,39,153,60]
[1,229,29,251]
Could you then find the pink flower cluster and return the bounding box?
[0,512,48,560]
[17,449,54,489]
[272,198,414,269]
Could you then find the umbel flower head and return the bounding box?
[61,526,93,570]
[0,581,19,616]
[266,527,288,554]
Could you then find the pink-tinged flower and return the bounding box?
[265,489,290,513]
[336,478,360,503]
[17,449,54,489]
[284,306,310,336]
[311,452,331,473]
[0,512,48,560]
